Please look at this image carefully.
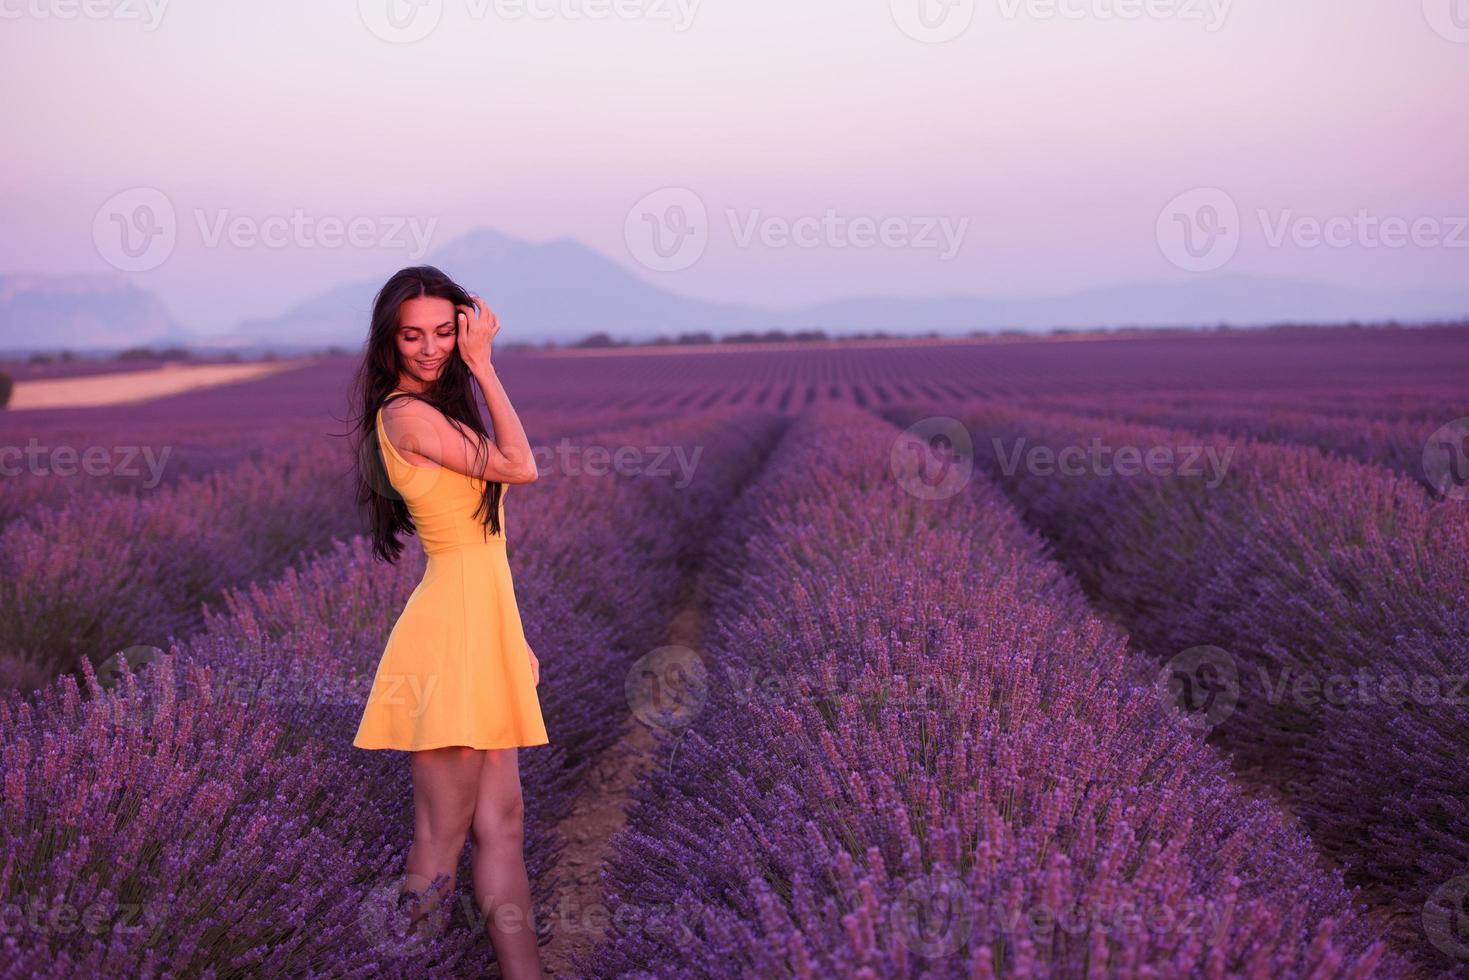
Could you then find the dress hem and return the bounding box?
[353,737,550,751]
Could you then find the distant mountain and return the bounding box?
[218,228,1469,349]
[788,276,1469,332]
[0,274,185,352]
[220,228,766,350]
[10,230,1469,354]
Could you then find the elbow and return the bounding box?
[506,458,539,484]
[494,449,538,485]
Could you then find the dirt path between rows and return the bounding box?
[537,587,709,977]
[7,358,315,409]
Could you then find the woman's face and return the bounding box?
[395,295,458,384]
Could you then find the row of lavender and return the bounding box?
[0,405,783,975]
[890,401,1468,970]
[0,400,684,524]
[0,401,690,691]
[583,402,1399,977]
[1013,384,1467,493]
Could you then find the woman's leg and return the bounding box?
[471,747,541,978]
[402,746,483,933]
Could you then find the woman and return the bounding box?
[350,265,547,979]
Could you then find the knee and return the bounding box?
[472,795,525,845]
[419,811,474,854]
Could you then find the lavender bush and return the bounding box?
[893,401,1468,969]
[584,402,1400,977]
[0,406,782,974]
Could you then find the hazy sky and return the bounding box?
[3,0,1467,334]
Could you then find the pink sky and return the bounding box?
[2,0,1467,333]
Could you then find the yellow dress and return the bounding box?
[353,390,549,751]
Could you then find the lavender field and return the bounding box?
[2,323,1467,977]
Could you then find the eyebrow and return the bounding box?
[399,320,455,331]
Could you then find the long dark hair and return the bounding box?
[351,265,502,562]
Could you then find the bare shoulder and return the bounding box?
[383,395,446,427]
